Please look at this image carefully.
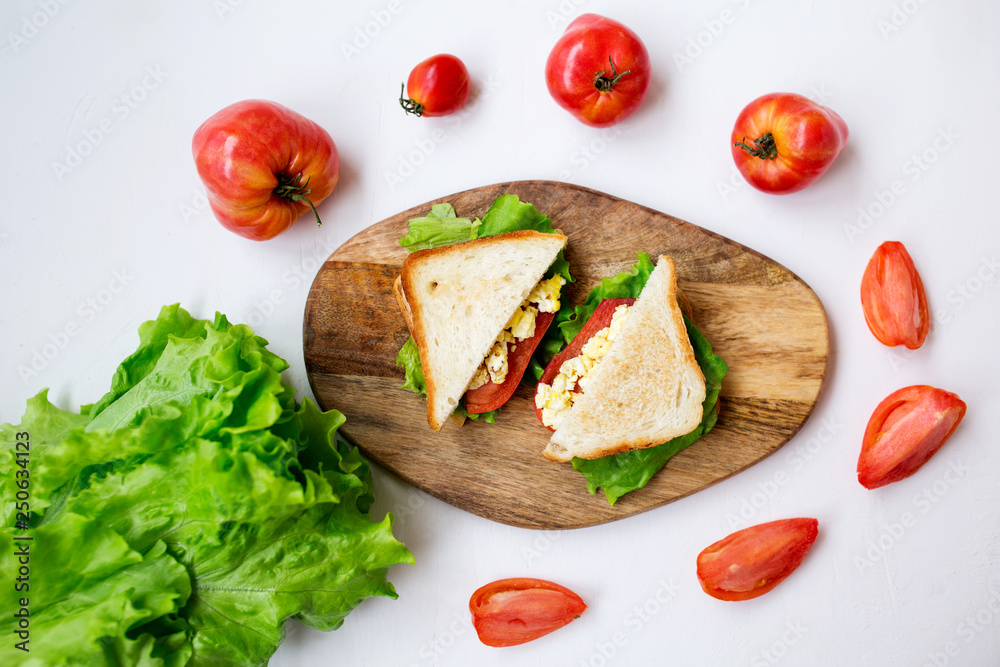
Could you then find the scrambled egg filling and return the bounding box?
[466,274,566,391]
[535,304,632,429]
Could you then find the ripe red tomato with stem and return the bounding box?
[860,241,929,349]
[731,93,848,194]
[192,100,339,241]
[470,578,587,647]
[697,518,819,601]
[857,385,966,489]
[399,54,470,117]
[545,14,651,128]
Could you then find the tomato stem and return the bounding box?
[273,172,322,227]
[399,83,424,117]
[734,133,778,160]
[593,56,631,92]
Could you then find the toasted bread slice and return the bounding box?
[396,230,568,431]
[543,255,706,461]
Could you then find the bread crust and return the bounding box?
[396,230,567,431]
[543,255,707,461]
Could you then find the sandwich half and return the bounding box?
[395,229,568,431]
[536,255,709,462]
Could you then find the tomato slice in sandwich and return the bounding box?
[533,298,636,430]
[465,311,557,414]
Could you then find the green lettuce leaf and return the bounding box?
[536,254,729,505]
[396,337,426,395]
[87,307,292,436]
[395,195,570,424]
[397,203,479,252]
[177,504,410,665]
[458,397,498,424]
[481,195,572,283]
[478,194,554,237]
[0,515,192,667]
[52,433,330,554]
[0,389,88,519]
[0,304,412,666]
[395,338,498,423]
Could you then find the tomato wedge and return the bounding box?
[860,241,930,349]
[533,298,635,429]
[465,312,556,414]
[857,385,967,489]
[697,518,819,601]
[470,578,587,647]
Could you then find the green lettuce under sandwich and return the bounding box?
[533,253,728,505]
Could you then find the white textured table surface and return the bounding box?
[3,1,999,665]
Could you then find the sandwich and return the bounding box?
[534,252,729,504]
[394,195,572,430]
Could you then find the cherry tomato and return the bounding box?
[465,312,556,415]
[399,54,470,117]
[860,241,929,350]
[857,385,966,490]
[470,578,587,647]
[697,518,819,601]
[731,93,848,194]
[192,100,339,241]
[545,14,651,128]
[534,298,635,430]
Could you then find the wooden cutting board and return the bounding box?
[303,181,829,530]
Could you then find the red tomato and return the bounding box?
[470,578,587,648]
[860,241,929,350]
[465,312,556,415]
[545,14,651,128]
[399,54,470,117]
[731,93,848,194]
[697,518,819,601]
[192,100,339,241]
[857,385,966,490]
[534,298,635,430]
